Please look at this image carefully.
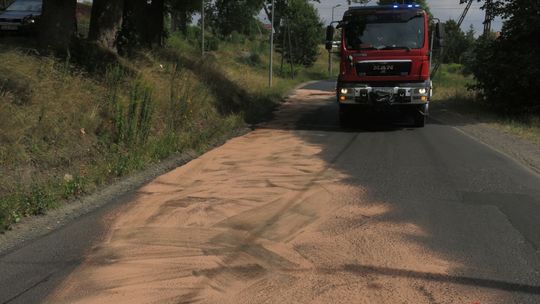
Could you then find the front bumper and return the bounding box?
[0,21,38,33]
[0,22,21,31]
[337,81,431,105]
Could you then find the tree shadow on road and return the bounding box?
[255,82,424,134]
[255,80,540,302]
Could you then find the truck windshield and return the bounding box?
[344,10,425,50]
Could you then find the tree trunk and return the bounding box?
[148,0,165,47]
[118,0,164,52]
[120,0,147,48]
[88,0,124,51]
[171,11,179,33]
[39,0,77,50]
[173,11,189,35]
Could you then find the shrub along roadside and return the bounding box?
[431,64,540,144]
[0,35,328,232]
[467,1,540,116]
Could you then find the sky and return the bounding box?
[313,0,502,35]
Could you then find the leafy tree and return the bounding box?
[460,24,476,74]
[442,19,474,64]
[169,1,199,34]
[464,24,475,45]
[262,0,293,35]
[276,0,323,67]
[210,0,264,36]
[470,0,540,114]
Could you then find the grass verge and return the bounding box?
[431,64,540,144]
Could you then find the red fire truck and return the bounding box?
[326,4,444,127]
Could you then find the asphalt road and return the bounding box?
[1,80,539,303]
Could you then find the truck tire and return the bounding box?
[413,107,426,128]
[339,104,351,127]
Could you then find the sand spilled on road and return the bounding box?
[48,124,358,303]
[47,89,518,304]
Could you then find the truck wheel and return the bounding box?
[413,109,426,128]
[339,104,351,127]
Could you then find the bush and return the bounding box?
[205,36,220,52]
[469,0,540,115]
[248,53,262,66]
[446,63,464,74]
[238,51,262,67]
[229,31,245,44]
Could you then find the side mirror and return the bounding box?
[435,22,445,48]
[325,25,335,50]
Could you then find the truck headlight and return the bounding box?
[418,88,427,94]
[340,88,348,94]
[22,16,36,24]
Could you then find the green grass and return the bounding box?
[0,33,329,232]
[432,64,540,144]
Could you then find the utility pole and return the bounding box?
[269,0,275,87]
[329,4,341,78]
[201,0,205,56]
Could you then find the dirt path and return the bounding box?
[46,87,540,304]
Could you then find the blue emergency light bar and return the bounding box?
[348,4,422,11]
[393,4,421,8]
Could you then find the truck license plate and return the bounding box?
[1,25,18,30]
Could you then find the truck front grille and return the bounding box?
[356,61,411,77]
